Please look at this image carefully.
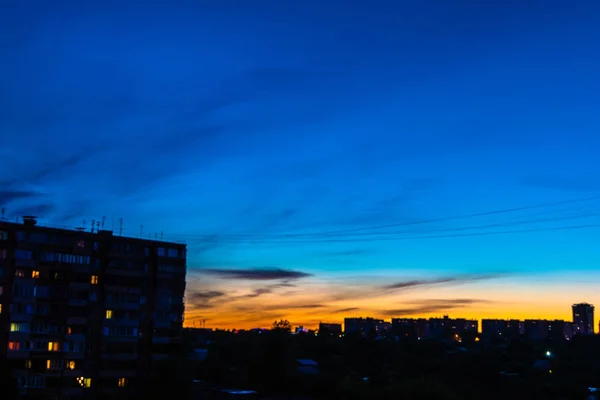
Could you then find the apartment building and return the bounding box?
[572,303,595,335]
[481,319,522,339]
[344,317,388,337]
[0,217,186,399]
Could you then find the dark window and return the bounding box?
[15,249,32,259]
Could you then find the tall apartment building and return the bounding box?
[427,316,478,339]
[523,319,571,341]
[344,317,387,337]
[572,303,595,335]
[391,318,429,338]
[0,218,186,399]
[481,319,522,339]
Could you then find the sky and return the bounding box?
[1,0,600,330]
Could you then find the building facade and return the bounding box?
[344,317,386,337]
[572,303,595,335]
[0,218,186,399]
[481,319,522,339]
[318,323,342,336]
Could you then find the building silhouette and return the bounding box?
[0,218,186,398]
[481,319,522,339]
[344,317,387,337]
[572,303,594,335]
[318,322,342,336]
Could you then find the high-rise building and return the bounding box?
[572,303,595,335]
[0,218,186,398]
[344,317,386,337]
[481,319,521,339]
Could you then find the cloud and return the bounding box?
[189,290,227,301]
[333,307,360,313]
[187,290,228,310]
[381,273,503,291]
[263,303,326,311]
[381,298,492,317]
[11,203,55,218]
[239,288,273,298]
[201,267,313,281]
[0,190,40,204]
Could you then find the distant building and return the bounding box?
[428,316,478,339]
[390,316,476,340]
[0,218,186,398]
[481,319,521,339]
[318,322,342,336]
[572,303,595,335]
[344,317,385,336]
[523,319,571,341]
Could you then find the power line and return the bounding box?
[297,195,600,235]
[180,223,600,244]
[170,196,600,242]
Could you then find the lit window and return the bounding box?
[67,360,76,370]
[118,377,127,387]
[105,310,113,319]
[15,269,26,277]
[77,377,92,388]
[48,342,60,352]
[46,359,63,369]
[67,326,72,335]
[10,323,29,332]
[0,304,3,314]
[91,275,98,284]
[8,341,20,351]
[25,360,32,368]
[32,270,40,279]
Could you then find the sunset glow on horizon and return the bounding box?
[2,1,600,332]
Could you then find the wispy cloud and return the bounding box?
[381,273,504,291]
[381,298,493,317]
[333,307,360,313]
[201,267,313,281]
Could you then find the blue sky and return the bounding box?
[2,1,600,327]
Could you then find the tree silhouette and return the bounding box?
[272,319,292,332]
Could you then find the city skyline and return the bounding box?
[2,1,600,330]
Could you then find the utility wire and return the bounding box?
[170,197,600,242]
[180,223,600,244]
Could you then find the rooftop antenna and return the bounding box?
[91,219,95,233]
[96,221,100,233]
[1,208,5,220]
[101,216,106,230]
[119,218,123,236]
